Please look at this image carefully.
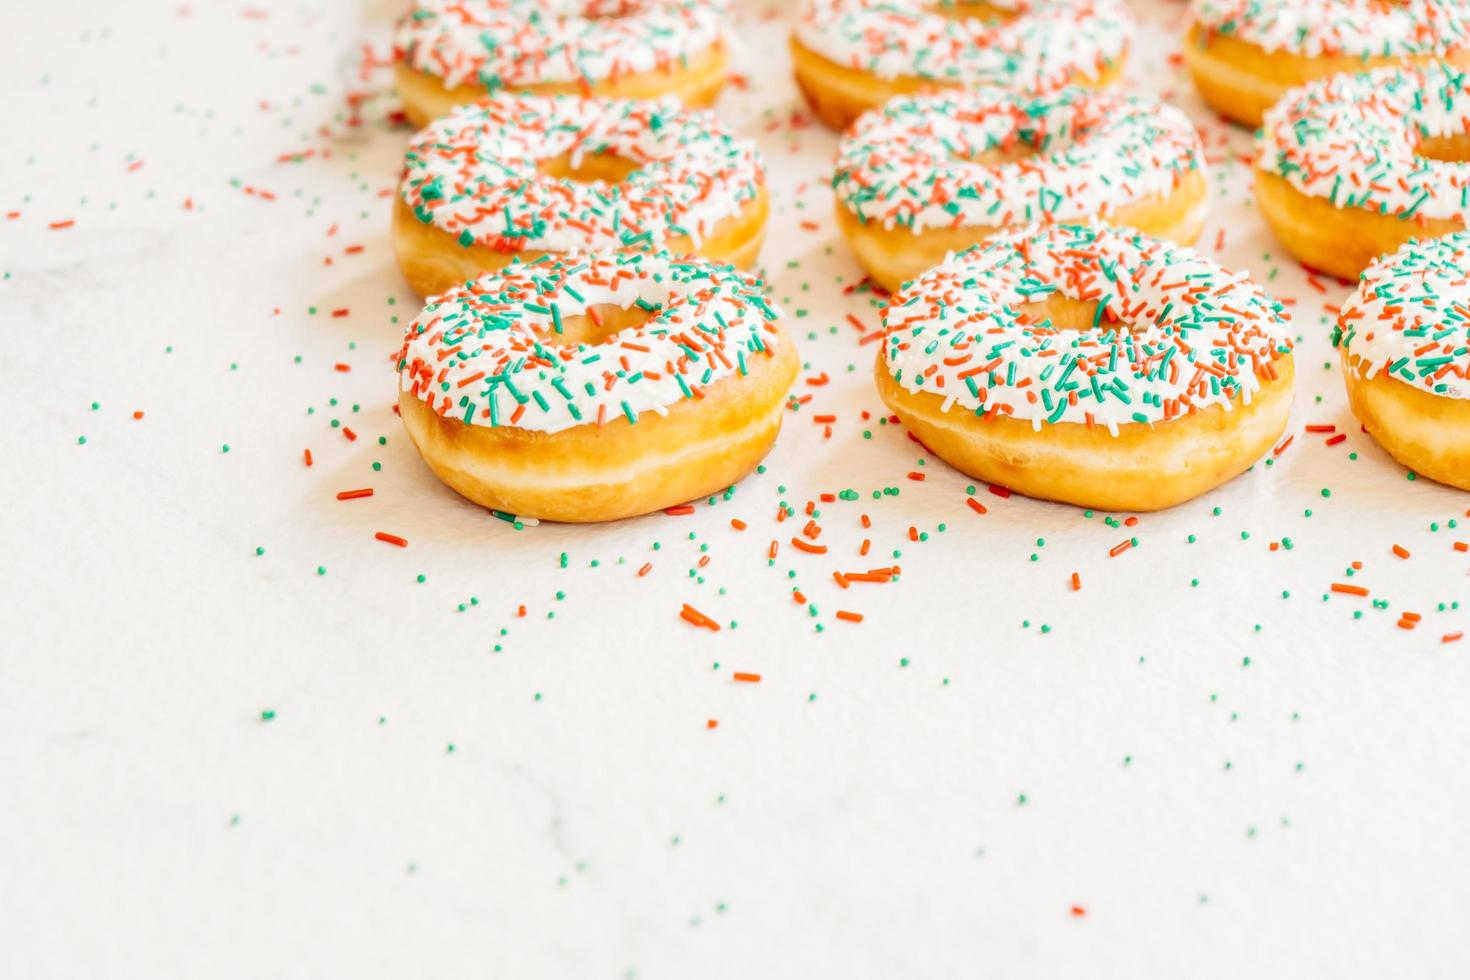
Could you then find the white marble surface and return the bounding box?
[5,1,1470,977]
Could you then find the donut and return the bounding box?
[1334,233,1470,490]
[832,86,1208,293]
[392,94,768,299]
[1185,0,1470,128]
[875,223,1296,512]
[790,0,1132,131]
[396,250,800,523]
[394,0,730,129]
[1255,64,1470,282]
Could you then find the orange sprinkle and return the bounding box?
[375,531,407,547]
[835,610,863,623]
[336,488,373,501]
[1454,542,1468,552]
[680,603,720,632]
[334,363,351,373]
[132,411,144,420]
[906,471,925,481]
[637,562,652,577]
[342,426,357,441]
[303,449,313,467]
[793,590,806,604]
[732,672,761,682]
[665,504,695,516]
[1108,539,1133,558]
[1444,632,1464,644]
[1392,544,1410,559]
[1272,434,1293,456]
[966,497,988,515]
[49,219,75,230]
[1070,572,1081,591]
[790,537,827,554]
[1397,619,1417,630]
[1403,611,1423,623]
[707,719,718,729]
[330,308,350,318]
[1331,583,1369,596]
[730,518,747,531]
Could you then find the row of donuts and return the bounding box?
[384,1,1468,523]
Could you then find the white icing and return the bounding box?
[400,95,764,254]
[881,222,1294,433]
[793,0,1132,88]
[397,251,786,434]
[1190,0,1470,59]
[1257,63,1470,223]
[833,87,1203,234]
[396,0,728,90]
[1337,232,1470,400]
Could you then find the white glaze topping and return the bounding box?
[399,95,764,255]
[396,0,728,90]
[793,0,1132,88]
[1257,63,1470,223]
[881,222,1293,433]
[833,86,1204,234]
[1190,0,1470,60]
[397,251,786,433]
[1336,232,1470,400]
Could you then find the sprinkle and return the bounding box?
[680,603,720,632]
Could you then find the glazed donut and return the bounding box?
[1185,0,1470,128]
[875,223,1296,511]
[1255,64,1470,281]
[396,250,799,523]
[790,0,1132,131]
[393,94,767,299]
[394,0,730,129]
[1335,233,1470,490]
[832,87,1208,292]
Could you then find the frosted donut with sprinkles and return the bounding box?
[790,0,1132,131]
[396,250,799,523]
[1185,0,1470,127]
[394,0,731,129]
[392,94,768,298]
[876,223,1296,511]
[832,86,1208,292]
[1335,232,1470,491]
[1255,63,1470,280]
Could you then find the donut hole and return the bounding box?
[1015,295,1112,330]
[928,1,1019,24]
[1416,132,1470,164]
[539,151,642,186]
[577,0,642,19]
[533,301,658,347]
[955,138,1042,165]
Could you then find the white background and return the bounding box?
[5,1,1470,977]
